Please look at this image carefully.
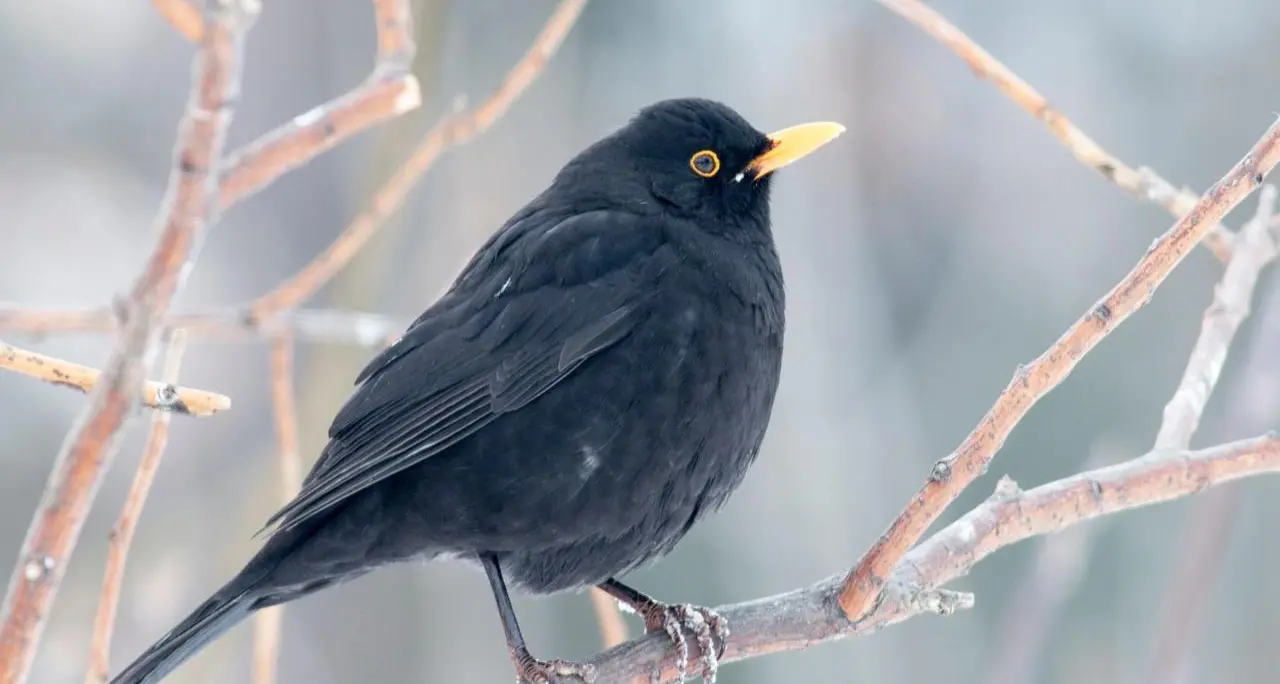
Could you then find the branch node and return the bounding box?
[930,458,954,483]
[153,383,184,413]
[237,306,260,328]
[1092,302,1112,325]
[21,556,54,583]
[394,75,423,114]
[111,295,131,326]
[909,589,976,616]
[993,475,1022,500]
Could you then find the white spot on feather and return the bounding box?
[579,445,601,480]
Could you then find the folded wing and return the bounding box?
[259,210,669,535]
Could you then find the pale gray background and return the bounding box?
[1,1,1279,682]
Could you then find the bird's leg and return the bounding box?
[597,578,728,683]
[481,554,596,684]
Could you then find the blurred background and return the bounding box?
[2,0,1279,682]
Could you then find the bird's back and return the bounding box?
[292,213,786,593]
[423,221,781,590]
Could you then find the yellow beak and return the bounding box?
[747,121,846,178]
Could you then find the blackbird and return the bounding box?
[110,98,842,684]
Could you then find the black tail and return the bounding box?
[108,582,257,684]
[109,560,352,684]
[109,513,359,683]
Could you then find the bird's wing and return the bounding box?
[259,210,669,535]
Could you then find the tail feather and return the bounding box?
[110,513,354,683]
[109,587,257,684]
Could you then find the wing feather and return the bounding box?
[258,209,668,536]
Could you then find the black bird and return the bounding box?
[110,98,842,684]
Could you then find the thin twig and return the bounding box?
[588,588,628,650]
[249,0,590,319]
[151,0,202,41]
[1140,189,1280,683]
[978,448,1112,684]
[982,190,1280,684]
[0,338,230,416]
[891,435,1280,617]
[251,336,304,684]
[837,117,1280,622]
[1143,488,1242,684]
[155,0,420,210]
[83,330,189,684]
[571,434,1280,683]
[0,4,257,683]
[0,306,406,348]
[0,3,420,352]
[218,0,420,208]
[875,0,1235,262]
[1156,187,1279,449]
[219,74,420,208]
[370,0,415,65]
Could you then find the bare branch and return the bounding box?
[218,0,420,208]
[978,447,1111,684]
[1156,186,1279,448]
[267,336,303,499]
[1140,187,1280,682]
[12,2,1276,682]
[1143,488,1242,684]
[152,0,202,41]
[875,0,1235,262]
[84,331,189,684]
[893,435,1279,611]
[0,4,257,681]
[837,115,1280,622]
[0,306,406,348]
[251,336,303,684]
[219,74,420,208]
[249,0,590,320]
[0,338,230,417]
[369,0,415,66]
[983,191,1280,683]
[588,588,629,650]
[154,0,420,210]
[574,435,1280,683]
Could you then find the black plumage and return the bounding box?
[110,98,842,684]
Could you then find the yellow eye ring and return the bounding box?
[689,150,720,178]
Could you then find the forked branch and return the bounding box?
[84,331,190,684]
[574,435,1280,683]
[837,115,1280,622]
[153,0,422,210]
[0,4,258,683]
[981,190,1280,684]
[249,0,590,319]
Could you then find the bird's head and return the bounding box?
[552,98,844,236]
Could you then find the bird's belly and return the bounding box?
[391,316,781,591]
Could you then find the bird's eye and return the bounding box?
[689,150,720,178]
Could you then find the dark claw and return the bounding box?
[638,603,728,683]
[514,652,596,684]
